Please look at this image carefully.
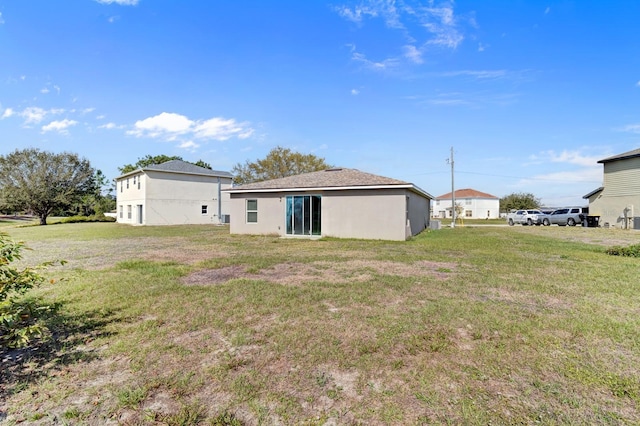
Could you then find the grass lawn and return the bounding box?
[1,223,639,425]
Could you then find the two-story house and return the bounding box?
[583,148,640,229]
[116,160,233,226]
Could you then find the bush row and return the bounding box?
[605,244,640,257]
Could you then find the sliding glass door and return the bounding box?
[285,195,321,236]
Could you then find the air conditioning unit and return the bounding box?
[221,214,231,224]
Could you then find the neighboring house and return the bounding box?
[116,160,233,226]
[225,168,433,241]
[583,148,640,229]
[433,188,500,219]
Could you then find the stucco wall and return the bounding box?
[229,188,431,241]
[116,172,232,225]
[229,193,284,235]
[588,193,640,228]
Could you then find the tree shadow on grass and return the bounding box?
[0,298,121,408]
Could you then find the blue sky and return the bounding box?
[1,1,640,206]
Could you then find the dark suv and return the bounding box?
[542,207,584,226]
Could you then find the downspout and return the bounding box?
[217,176,222,224]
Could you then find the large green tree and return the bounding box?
[0,149,96,225]
[118,155,213,174]
[232,146,332,185]
[500,192,541,212]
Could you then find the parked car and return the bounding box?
[507,209,548,226]
[542,207,584,226]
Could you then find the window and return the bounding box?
[436,200,440,205]
[133,176,136,186]
[201,205,208,215]
[119,205,123,218]
[465,198,472,205]
[285,195,321,235]
[127,205,132,219]
[246,199,258,223]
[120,181,123,192]
[126,178,129,189]
[465,210,473,217]
[138,177,141,189]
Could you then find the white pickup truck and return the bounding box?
[506,209,547,226]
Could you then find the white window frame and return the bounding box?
[201,205,208,215]
[246,199,258,223]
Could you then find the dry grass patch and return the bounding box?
[182,259,458,286]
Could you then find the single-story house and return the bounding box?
[225,168,433,241]
[583,148,640,229]
[433,188,500,219]
[116,160,233,225]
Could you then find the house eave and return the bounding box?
[582,187,604,199]
[116,168,233,180]
[226,184,433,199]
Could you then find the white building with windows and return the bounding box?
[433,188,500,219]
[115,160,232,226]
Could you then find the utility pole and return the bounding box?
[447,146,456,228]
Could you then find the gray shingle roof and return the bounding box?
[227,168,432,198]
[598,148,640,164]
[119,160,232,178]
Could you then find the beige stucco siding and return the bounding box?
[229,193,284,235]
[406,190,430,236]
[116,171,232,225]
[322,189,407,240]
[229,188,430,241]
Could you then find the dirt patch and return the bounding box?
[182,260,458,286]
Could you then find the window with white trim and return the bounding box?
[202,205,208,215]
[127,205,132,219]
[119,205,123,218]
[246,199,258,223]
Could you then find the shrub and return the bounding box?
[0,232,62,348]
[58,214,116,224]
[605,243,640,257]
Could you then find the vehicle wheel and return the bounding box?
[567,218,576,226]
[508,219,514,226]
[543,218,550,226]
[527,218,533,226]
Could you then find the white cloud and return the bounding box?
[1,108,14,119]
[129,112,194,139]
[95,0,138,5]
[98,122,120,130]
[334,5,377,24]
[636,81,640,87]
[21,107,49,124]
[351,89,360,95]
[128,112,254,143]
[337,1,468,69]
[545,7,551,14]
[194,117,254,140]
[178,141,200,151]
[0,12,4,25]
[41,119,78,134]
[349,45,400,71]
[531,150,603,167]
[41,87,50,94]
[403,45,424,64]
[619,124,640,133]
